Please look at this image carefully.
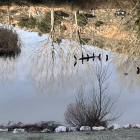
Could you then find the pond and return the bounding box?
[0,26,140,127]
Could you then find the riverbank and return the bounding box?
[0,4,140,57]
[0,128,140,140]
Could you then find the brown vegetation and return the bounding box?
[0,0,139,10]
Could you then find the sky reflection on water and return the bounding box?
[0,28,140,126]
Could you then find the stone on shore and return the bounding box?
[80,126,91,131]
[123,124,132,129]
[135,124,140,128]
[13,128,25,133]
[0,128,8,132]
[92,126,105,131]
[55,126,67,132]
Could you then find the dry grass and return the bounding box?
[0,26,21,57]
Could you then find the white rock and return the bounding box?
[41,128,51,133]
[92,126,105,131]
[112,124,121,130]
[68,127,77,132]
[123,124,131,129]
[0,129,8,132]
[80,126,91,131]
[135,124,140,128]
[13,128,25,133]
[55,126,67,132]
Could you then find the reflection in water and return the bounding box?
[111,53,140,92]
[27,36,101,93]
[0,57,18,85]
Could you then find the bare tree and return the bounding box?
[64,64,121,128]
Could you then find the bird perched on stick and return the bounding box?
[74,55,77,60]
[106,55,108,61]
[137,67,140,74]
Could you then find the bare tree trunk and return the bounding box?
[7,5,10,27]
[70,1,73,40]
[51,8,54,33]
[75,11,78,40]
[28,6,31,18]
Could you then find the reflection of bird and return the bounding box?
[106,55,108,61]
[74,55,77,66]
[137,67,140,74]
[93,52,95,57]
[74,61,77,67]
[74,55,77,60]
[96,54,101,61]
[82,53,84,58]
[87,54,89,61]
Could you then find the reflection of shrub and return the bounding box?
[18,17,37,29]
[60,25,67,32]
[95,21,103,27]
[37,11,68,33]
[76,14,88,27]
[0,27,21,57]
[37,19,51,33]
[54,38,62,44]
[135,10,140,37]
[81,38,90,45]
[38,32,43,37]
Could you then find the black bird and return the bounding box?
[74,55,77,60]
[82,53,84,58]
[125,73,128,76]
[97,54,101,61]
[82,59,84,64]
[74,61,77,67]
[137,67,140,74]
[93,52,95,57]
[106,55,108,61]
[87,54,89,61]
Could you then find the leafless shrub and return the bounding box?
[65,64,122,128]
[0,26,21,57]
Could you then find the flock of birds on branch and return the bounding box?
[74,52,108,66]
[74,53,140,75]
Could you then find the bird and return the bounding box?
[125,73,128,76]
[74,55,77,60]
[82,53,84,58]
[93,52,95,57]
[87,54,89,61]
[137,67,140,74]
[96,54,101,61]
[74,61,77,67]
[74,55,77,66]
[106,55,108,61]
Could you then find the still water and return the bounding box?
[0,27,140,126]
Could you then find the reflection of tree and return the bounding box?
[27,38,99,93]
[111,52,140,92]
[0,57,18,84]
[64,64,121,128]
[26,8,106,93]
